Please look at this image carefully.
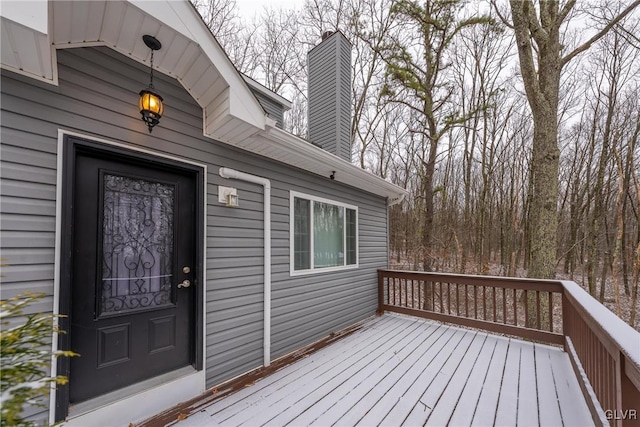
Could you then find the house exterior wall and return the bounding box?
[0,46,387,420]
[250,89,285,129]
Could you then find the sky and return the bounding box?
[234,0,302,19]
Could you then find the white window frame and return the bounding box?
[289,191,359,276]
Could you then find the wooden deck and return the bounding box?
[178,314,593,426]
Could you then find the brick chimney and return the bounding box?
[307,31,352,162]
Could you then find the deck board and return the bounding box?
[536,344,563,426]
[377,329,474,426]
[204,316,398,420]
[332,324,449,426]
[470,335,509,426]
[447,336,497,426]
[270,319,434,426]
[429,333,492,426]
[403,332,482,425]
[343,326,457,426]
[494,340,521,426]
[177,313,594,427]
[237,318,428,426]
[548,343,594,426]
[517,340,539,427]
[421,333,488,425]
[292,322,441,426]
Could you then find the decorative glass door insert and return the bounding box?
[100,173,175,315]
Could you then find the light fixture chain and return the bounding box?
[149,50,155,89]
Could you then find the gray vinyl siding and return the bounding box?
[307,32,352,162]
[339,44,352,161]
[250,89,285,129]
[0,46,387,415]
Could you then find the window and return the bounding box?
[290,192,358,274]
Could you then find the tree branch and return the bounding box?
[523,0,548,46]
[509,0,545,110]
[490,0,514,29]
[618,24,640,49]
[562,0,640,66]
[558,0,576,22]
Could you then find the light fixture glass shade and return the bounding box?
[226,193,239,208]
[139,89,164,132]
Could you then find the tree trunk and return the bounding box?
[422,148,437,272]
[630,242,640,326]
[527,106,560,279]
[610,151,625,317]
[509,1,562,282]
[629,172,640,326]
[509,0,564,329]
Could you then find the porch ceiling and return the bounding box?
[0,0,407,201]
[1,0,265,143]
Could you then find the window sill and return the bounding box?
[290,264,359,277]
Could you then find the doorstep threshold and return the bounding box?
[68,366,196,419]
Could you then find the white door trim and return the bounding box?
[50,129,207,425]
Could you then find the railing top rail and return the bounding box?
[561,280,640,368]
[378,269,564,292]
[379,269,639,368]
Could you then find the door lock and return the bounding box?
[178,280,191,288]
[182,266,191,274]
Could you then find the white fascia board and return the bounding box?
[0,1,54,83]
[263,125,408,201]
[227,83,266,129]
[131,0,265,130]
[242,75,293,110]
[0,0,47,34]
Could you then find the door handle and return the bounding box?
[177,280,191,288]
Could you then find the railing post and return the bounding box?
[562,292,570,353]
[377,270,384,315]
[614,352,623,427]
[621,356,640,427]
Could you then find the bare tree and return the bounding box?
[348,0,398,169]
[192,0,239,44]
[302,0,348,37]
[192,0,261,74]
[255,7,307,93]
[380,0,493,272]
[503,0,640,280]
[450,15,514,272]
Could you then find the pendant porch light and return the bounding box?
[139,35,164,133]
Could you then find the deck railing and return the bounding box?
[377,269,564,344]
[378,269,640,427]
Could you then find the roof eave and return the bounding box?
[260,125,408,201]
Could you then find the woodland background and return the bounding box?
[192,0,640,328]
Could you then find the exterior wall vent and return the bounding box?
[307,31,352,162]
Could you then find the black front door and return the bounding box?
[67,142,198,405]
